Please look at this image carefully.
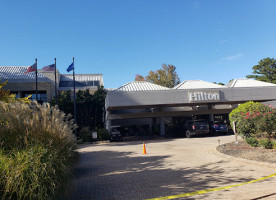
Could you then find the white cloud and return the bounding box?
[221,53,244,61]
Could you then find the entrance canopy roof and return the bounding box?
[173,80,226,89]
[113,81,170,92]
[227,79,276,87]
[106,79,276,111]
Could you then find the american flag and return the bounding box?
[42,64,55,72]
[24,63,37,74]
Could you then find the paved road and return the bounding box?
[61,135,276,200]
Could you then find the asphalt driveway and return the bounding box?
[61,135,276,200]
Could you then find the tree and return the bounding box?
[92,86,107,128]
[213,82,225,86]
[246,57,276,83]
[135,64,180,88]
[0,81,30,103]
[54,90,73,116]
[52,86,107,129]
[135,74,145,81]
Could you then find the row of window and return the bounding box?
[23,92,47,102]
[11,91,47,102]
[59,80,100,87]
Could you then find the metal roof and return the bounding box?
[227,79,276,88]
[0,66,49,81]
[113,81,170,91]
[173,80,227,89]
[60,74,103,83]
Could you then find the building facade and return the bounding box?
[0,66,104,102]
[105,80,276,136]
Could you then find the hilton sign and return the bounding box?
[189,91,220,102]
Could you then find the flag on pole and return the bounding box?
[24,63,37,74]
[42,64,55,71]
[66,62,74,72]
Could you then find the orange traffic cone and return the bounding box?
[143,142,147,154]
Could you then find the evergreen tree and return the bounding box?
[246,57,276,83]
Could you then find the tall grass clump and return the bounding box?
[0,101,77,200]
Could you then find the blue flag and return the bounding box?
[67,62,74,72]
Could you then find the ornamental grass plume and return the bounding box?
[0,101,77,150]
[0,101,77,200]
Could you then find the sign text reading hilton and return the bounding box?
[189,92,220,102]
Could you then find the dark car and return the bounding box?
[110,127,122,141]
[210,121,228,134]
[185,120,209,138]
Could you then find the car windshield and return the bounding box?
[213,121,225,125]
[195,121,207,125]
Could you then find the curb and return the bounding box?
[211,146,276,169]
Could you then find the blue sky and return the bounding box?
[0,0,275,88]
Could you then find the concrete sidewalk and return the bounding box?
[61,135,276,200]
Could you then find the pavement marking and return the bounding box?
[146,173,276,200]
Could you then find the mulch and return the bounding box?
[217,140,276,164]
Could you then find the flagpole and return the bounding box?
[35,58,38,101]
[73,57,77,124]
[55,58,57,104]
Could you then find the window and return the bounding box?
[23,91,47,102]
[75,81,86,87]
[60,80,100,87]
[87,81,94,86]
[60,81,74,87]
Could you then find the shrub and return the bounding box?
[0,101,77,150]
[229,101,273,138]
[0,101,77,199]
[79,126,93,142]
[79,127,110,142]
[256,110,276,139]
[259,139,269,147]
[0,145,76,200]
[95,128,110,141]
[0,81,31,104]
[246,137,259,147]
[263,140,274,149]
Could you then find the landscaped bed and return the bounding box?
[220,101,276,164]
[217,140,276,163]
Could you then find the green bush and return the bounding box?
[256,110,276,139]
[0,145,76,200]
[259,139,269,147]
[95,128,110,141]
[263,140,274,149]
[246,137,259,147]
[79,127,110,142]
[0,101,77,199]
[80,126,93,142]
[0,101,77,150]
[229,101,273,138]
